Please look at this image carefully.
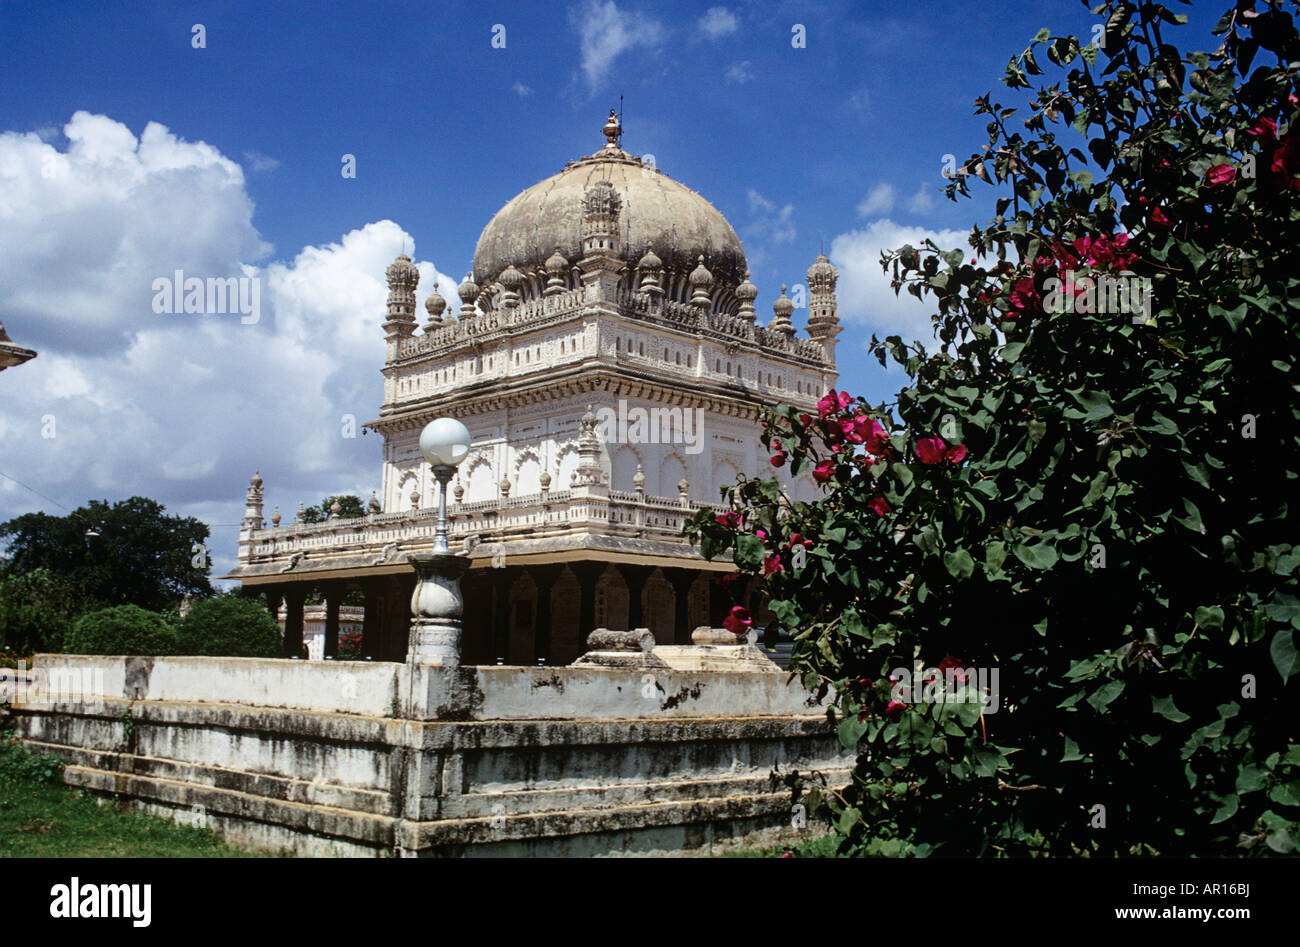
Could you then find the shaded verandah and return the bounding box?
[242,560,768,666]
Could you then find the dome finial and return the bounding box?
[602,108,622,147]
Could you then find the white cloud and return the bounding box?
[570,0,665,92]
[830,219,968,340]
[242,149,280,172]
[848,88,871,112]
[725,61,755,84]
[856,183,895,217]
[512,81,534,97]
[699,7,738,40]
[907,184,937,214]
[744,188,795,244]
[0,112,458,581]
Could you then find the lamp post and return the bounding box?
[407,418,472,666]
[419,417,470,553]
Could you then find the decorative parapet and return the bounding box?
[238,489,714,565]
[389,285,829,367]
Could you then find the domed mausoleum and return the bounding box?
[227,112,842,666]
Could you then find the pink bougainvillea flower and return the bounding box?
[862,419,890,456]
[769,452,786,468]
[812,459,836,483]
[762,554,784,577]
[917,436,967,466]
[722,605,753,636]
[1248,117,1278,141]
[817,389,853,419]
[916,436,949,465]
[1148,206,1173,230]
[867,496,892,517]
[884,700,906,721]
[755,529,767,541]
[1205,163,1236,187]
[714,511,741,530]
[1008,276,1040,315]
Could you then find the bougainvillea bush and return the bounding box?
[687,0,1299,856]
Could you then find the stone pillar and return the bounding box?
[324,582,342,659]
[571,562,604,651]
[530,564,564,665]
[617,564,652,632]
[407,552,471,665]
[283,587,306,658]
[664,568,696,645]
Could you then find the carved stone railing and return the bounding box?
[240,489,714,565]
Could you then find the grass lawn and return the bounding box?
[0,733,264,858]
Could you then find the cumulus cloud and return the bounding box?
[830,219,968,340]
[725,61,755,84]
[699,7,738,40]
[0,112,457,581]
[570,0,664,92]
[745,188,796,245]
[856,183,895,217]
[512,81,534,97]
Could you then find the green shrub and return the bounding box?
[175,596,282,658]
[0,732,65,787]
[64,605,176,656]
[689,2,1300,856]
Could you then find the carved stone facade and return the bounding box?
[226,113,840,665]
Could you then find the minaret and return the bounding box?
[383,254,419,360]
[242,471,265,530]
[571,405,608,490]
[689,256,714,311]
[423,281,447,332]
[806,254,841,364]
[735,271,758,323]
[544,248,569,296]
[770,285,796,337]
[457,272,480,320]
[637,248,664,298]
[236,470,265,562]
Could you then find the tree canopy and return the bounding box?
[0,497,212,612]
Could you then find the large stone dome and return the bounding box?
[473,135,748,300]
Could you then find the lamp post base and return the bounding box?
[407,552,471,666]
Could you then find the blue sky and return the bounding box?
[0,0,1227,577]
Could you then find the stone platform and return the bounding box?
[8,654,851,857]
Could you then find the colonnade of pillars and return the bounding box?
[248,562,764,666]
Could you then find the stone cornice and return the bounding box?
[367,364,818,434]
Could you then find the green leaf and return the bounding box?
[1013,542,1058,570]
[1270,629,1298,684]
[943,548,975,579]
[1087,679,1124,712]
[1266,829,1298,854]
[734,533,765,570]
[1209,794,1239,824]
[1194,606,1225,632]
[1152,695,1189,722]
[838,713,870,749]
[1235,766,1267,795]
